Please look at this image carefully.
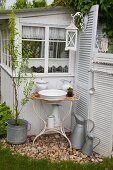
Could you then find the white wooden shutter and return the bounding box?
[75,5,99,119]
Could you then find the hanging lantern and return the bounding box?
[65,22,78,51]
[65,12,83,51]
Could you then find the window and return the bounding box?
[22,26,70,74]
[22,26,45,73]
[1,29,10,67]
[48,28,69,73]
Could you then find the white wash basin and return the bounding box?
[38,89,67,101]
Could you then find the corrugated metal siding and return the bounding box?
[92,72,113,156]
[76,5,99,119]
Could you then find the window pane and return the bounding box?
[68,32,75,47]
[48,59,69,73]
[22,26,45,39]
[22,41,45,58]
[49,27,66,40]
[49,42,68,58]
[22,40,45,73]
[22,26,45,73]
[48,27,69,73]
[1,29,10,67]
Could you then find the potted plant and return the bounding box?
[6,10,35,144]
[67,86,74,97]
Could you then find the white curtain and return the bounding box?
[22,26,45,39]
[49,28,66,40]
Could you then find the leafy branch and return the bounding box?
[53,0,113,39]
[7,10,35,125]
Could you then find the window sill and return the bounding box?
[27,72,75,78]
[0,64,74,78]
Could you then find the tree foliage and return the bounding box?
[33,0,47,8]
[13,0,32,9]
[12,0,47,9]
[53,0,113,39]
[0,0,6,9]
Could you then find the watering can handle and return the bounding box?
[93,137,100,149]
[27,123,31,131]
[86,119,95,132]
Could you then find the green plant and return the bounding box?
[0,0,6,9]
[12,0,47,9]
[67,86,73,91]
[0,103,13,137]
[53,0,113,39]
[7,10,35,125]
[12,0,32,9]
[33,0,47,8]
[67,86,73,97]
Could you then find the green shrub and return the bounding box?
[0,102,13,137]
[33,0,47,8]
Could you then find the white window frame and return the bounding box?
[1,28,11,69]
[21,24,74,76]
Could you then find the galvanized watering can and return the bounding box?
[71,114,95,150]
[82,132,100,156]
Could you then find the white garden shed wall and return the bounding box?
[0,7,76,135]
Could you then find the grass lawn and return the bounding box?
[0,144,113,170]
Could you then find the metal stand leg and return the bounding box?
[32,99,73,148]
[33,123,47,145]
[60,126,72,148]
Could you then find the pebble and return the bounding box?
[55,135,60,139]
[81,154,87,159]
[0,133,104,163]
[91,158,95,162]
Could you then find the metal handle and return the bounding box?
[85,119,95,133]
[93,137,100,149]
[27,123,31,131]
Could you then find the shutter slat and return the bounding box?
[76,5,99,118]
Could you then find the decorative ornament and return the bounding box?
[100,33,108,53]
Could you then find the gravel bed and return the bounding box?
[0,133,104,163]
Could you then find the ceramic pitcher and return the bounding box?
[36,79,48,91]
[61,79,72,91]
